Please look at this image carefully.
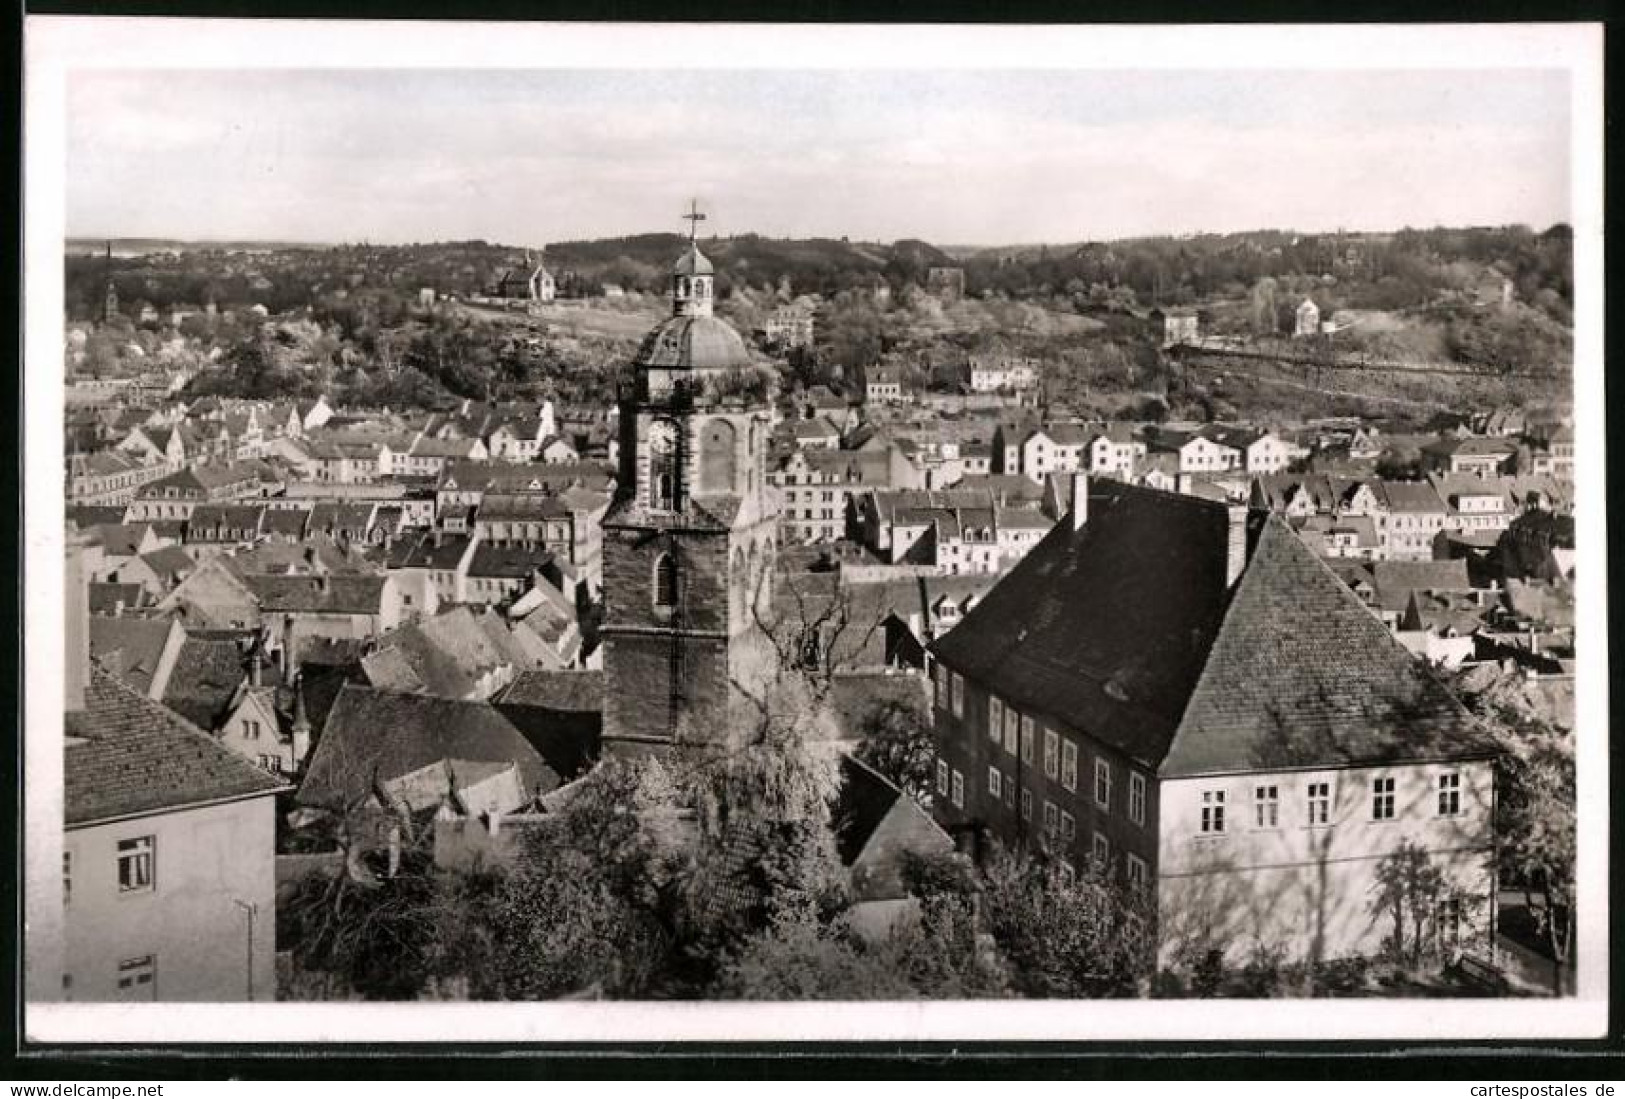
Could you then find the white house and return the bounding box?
[929,479,1497,968]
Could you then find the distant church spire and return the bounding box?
[102,240,119,323]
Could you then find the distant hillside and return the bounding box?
[67,237,326,256]
[545,232,957,296]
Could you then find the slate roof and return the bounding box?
[89,582,154,616]
[468,544,552,580]
[498,669,605,712]
[186,505,265,541]
[1371,559,1474,612]
[832,754,906,867]
[244,574,388,615]
[385,530,475,570]
[1160,519,1494,777]
[477,492,574,522]
[160,631,257,730]
[934,482,1494,777]
[90,524,154,558]
[361,607,510,699]
[1376,480,1447,514]
[297,685,557,810]
[68,505,130,529]
[66,667,288,827]
[88,617,177,697]
[261,508,312,538]
[141,465,259,496]
[932,482,1232,767]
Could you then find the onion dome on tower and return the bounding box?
[632,240,752,373]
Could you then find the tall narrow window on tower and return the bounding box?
[648,418,680,510]
[653,552,680,610]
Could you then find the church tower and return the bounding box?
[599,206,780,758]
[102,241,119,323]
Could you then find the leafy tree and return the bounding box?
[1454,669,1576,989]
[853,696,936,809]
[979,847,1155,998]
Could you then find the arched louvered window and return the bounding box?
[653,552,679,610]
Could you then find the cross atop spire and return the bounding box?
[682,199,706,242]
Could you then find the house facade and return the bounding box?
[928,479,1496,968]
[64,669,288,1002]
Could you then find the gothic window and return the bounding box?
[653,552,679,610]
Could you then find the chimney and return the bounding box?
[1070,472,1089,532]
[1225,505,1252,589]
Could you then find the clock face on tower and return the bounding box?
[648,419,677,456]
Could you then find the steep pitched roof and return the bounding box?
[932,482,1232,766]
[498,669,605,712]
[88,582,154,616]
[1160,519,1493,777]
[139,545,197,582]
[386,530,475,570]
[361,607,510,699]
[297,685,556,810]
[261,508,312,538]
[244,574,388,615]
[89,524,154,558]
[160,631,257,730]
[88,617,178,697]
[832,754,907,866]
[66,668,288,826]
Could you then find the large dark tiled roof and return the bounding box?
[66,668,288,826]
[1161,520,1494,777]
[298,685,557,810]
[931,482,1232,767]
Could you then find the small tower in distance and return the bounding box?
[101,241,119,323]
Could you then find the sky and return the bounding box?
[64,68,1571,247]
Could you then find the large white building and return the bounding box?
[929,479,1497,968]
[59,537,289,1002]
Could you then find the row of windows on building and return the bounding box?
[934,759,1149,888]
[935,666,1149,826]
[1194,773,1464,834]
[937,665,1470,836]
